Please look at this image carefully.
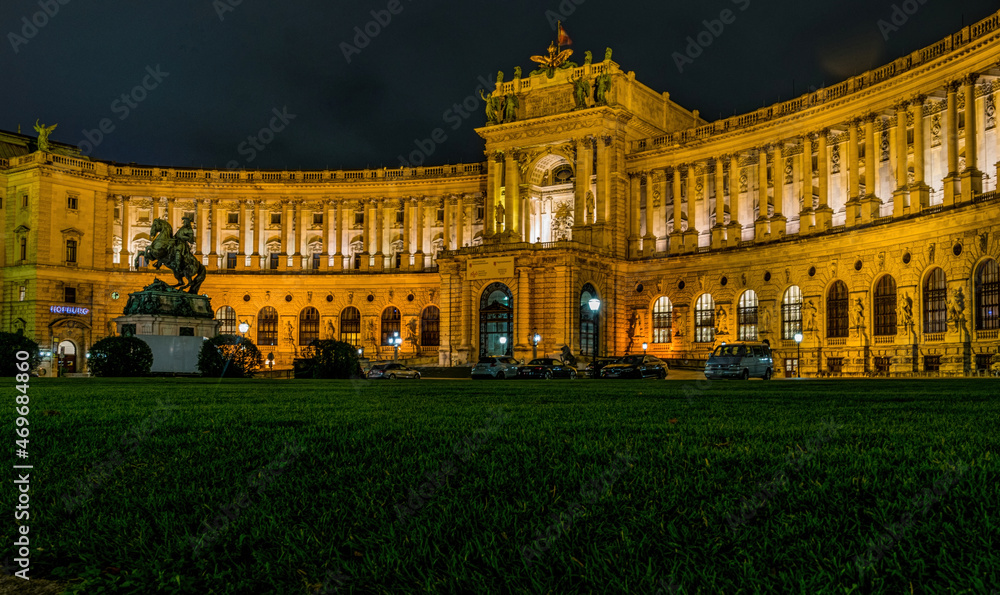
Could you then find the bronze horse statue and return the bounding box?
[135,218,207,294]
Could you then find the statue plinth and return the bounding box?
[113,278,220,374]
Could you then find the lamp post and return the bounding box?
[642,342,648,355]
[588,297,601,359]
[393,332,401,362]
[238,321,250,341]
[499,335,507,356]
[532,331,540,361]
[794,332,803,378]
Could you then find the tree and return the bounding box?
[299,339,363,379]
[88,336,154,377]
[198,334,262,378]
[0,331,41,376]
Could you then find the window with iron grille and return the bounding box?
[652,296,673,343]
[257,307,278,346]
[874,275,897,336]
[299,307,320,346]
[381,307,401,345]
[827,357,843,374]
[215,306,237,334]
[340,307,361,346]
[923,268,947,333]
[421,305,440,347]
[738,290,758,341]
[976,259,999,330]
[827,280,849,338]
[781,286,802,340]
[694,294,715,343]
[873,356,891,375]
[924,355,941,372]
[975,353,992,373]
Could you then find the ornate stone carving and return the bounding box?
[986,92,996,130]
[880,129,890,162]
[830,143,841,174]
[931,114,942,147]
[784,157,794,184]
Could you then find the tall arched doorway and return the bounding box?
[57,340,77,374]
[580,284,599,358]
[480,282,513,357]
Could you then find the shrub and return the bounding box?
[88,336,154,377]
[299,339,363,379]
[198,334,262,378]
[0,331,41,376]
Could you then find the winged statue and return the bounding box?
[530,41,574,77]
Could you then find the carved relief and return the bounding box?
[986,92,996,130]
[784,158,794,184]
[830,143,841,174]
[931,115,942,147]
[880,129,890,162]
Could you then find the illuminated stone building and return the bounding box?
[4,11,1000,376]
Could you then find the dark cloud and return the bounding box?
[2,0,996,169]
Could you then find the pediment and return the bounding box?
[61,227,84,237]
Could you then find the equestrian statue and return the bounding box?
[134,216,207,294]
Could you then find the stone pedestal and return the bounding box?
[813,206,833,231]
[113,278,220,374]
[769,215,786,240]
[726,223,742,247]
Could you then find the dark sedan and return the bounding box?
[516,358,578,379]
[599,354,668,379]
[583,356,622,378]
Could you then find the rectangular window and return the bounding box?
[64,287,76,303]
[975,353,992,373]
[114,207,121,220]
[66,239,77,263]
[228,212,239,225]
[21,194,28,208]
[67,195,78,210]
[137,209,151,224]
[873,356,891,376]
[827,357,843,375]
[436,207,444,223]
[271,213,282,225]
[354,211,364,226]
[226,252,237,269]
[313,213,324,226]
[924,355,941,372]
[269,253,280,270]
[19,286,26,302]
[312,253,321,270]
[476,206,485,221]
[19,238,27,261]
[396,210,404,225]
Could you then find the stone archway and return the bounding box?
[526,153,576,243]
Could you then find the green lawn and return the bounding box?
[3,377,999,594]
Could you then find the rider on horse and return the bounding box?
[166,215,196,273]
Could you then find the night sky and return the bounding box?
[3,0,997,171]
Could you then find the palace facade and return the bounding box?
[4,11,1000,376]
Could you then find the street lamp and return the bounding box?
[393,332,401,361]
[794,332,803,378]
[588,297,601,359]
[532,331,541,360]
[642,342,648,355]
[499,335,507,355]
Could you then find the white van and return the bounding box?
[704,342,773,380]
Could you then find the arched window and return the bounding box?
[694,294,715,343]
[480,282,513,357]
[737,290,758,341]
[421,306,440,347]
[976,259,999,330]
[580,284,600,356]
[923,268,947,334]
[827,281,849,338]
[215,306,237,335]
[781,286,802,340]
[340,307,361,346]
[874,275,897,336]
[257,307,278,346]
[652,296,673,343]
[299,307,320,346]
[381,307,401,346]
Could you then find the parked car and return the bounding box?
[703,342,773,380]
[583,356,621,378]
[600,354,668,379]
[516,358,578,379]
[367,363,421,379]
[471,356,521,379]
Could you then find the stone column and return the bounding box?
[596,138,609,224]
[373,198,384,271]
[770,143,787,238]
[195,198,208,257]
[459,276,471,351]
[727,154,741,246]
[252,200,263,269]
[910,96,930,209]
[287,201,301,269]
[684,163,698,252]
[456,194,465,249]
[486,153,499,235]
[443,195,453,251]
[627,173,641,257]
[296,201,308,267]
[655,169,667,250]
[816,130,832,230]
[862,114,881,223]
[414,197,425,270]
[332,200,343,270]
[281,200,293,268]
[712,156,726,249]
[574,138,587,226]
[893,101,910,217]
[152,197,163,221]
[504,154,520,240]
[845,120,861,226]
[239,199,250,269]
[943,81,960,206]
[360,200,372,272]
[642,171,655,256]
[799,135,814,232]
[516,267,531,354]
[754,148,769,240]
[671,165,683,254]
[401,196,412,269]
[121,196,132,262]
[166,197,176,226]
[209,201,220,268]
[960,74,982,201]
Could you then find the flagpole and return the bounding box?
[557,20,561,51]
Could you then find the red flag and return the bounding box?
[557,23,572,46]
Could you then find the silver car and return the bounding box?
[704,342,773,380]
[471,356,521,379]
